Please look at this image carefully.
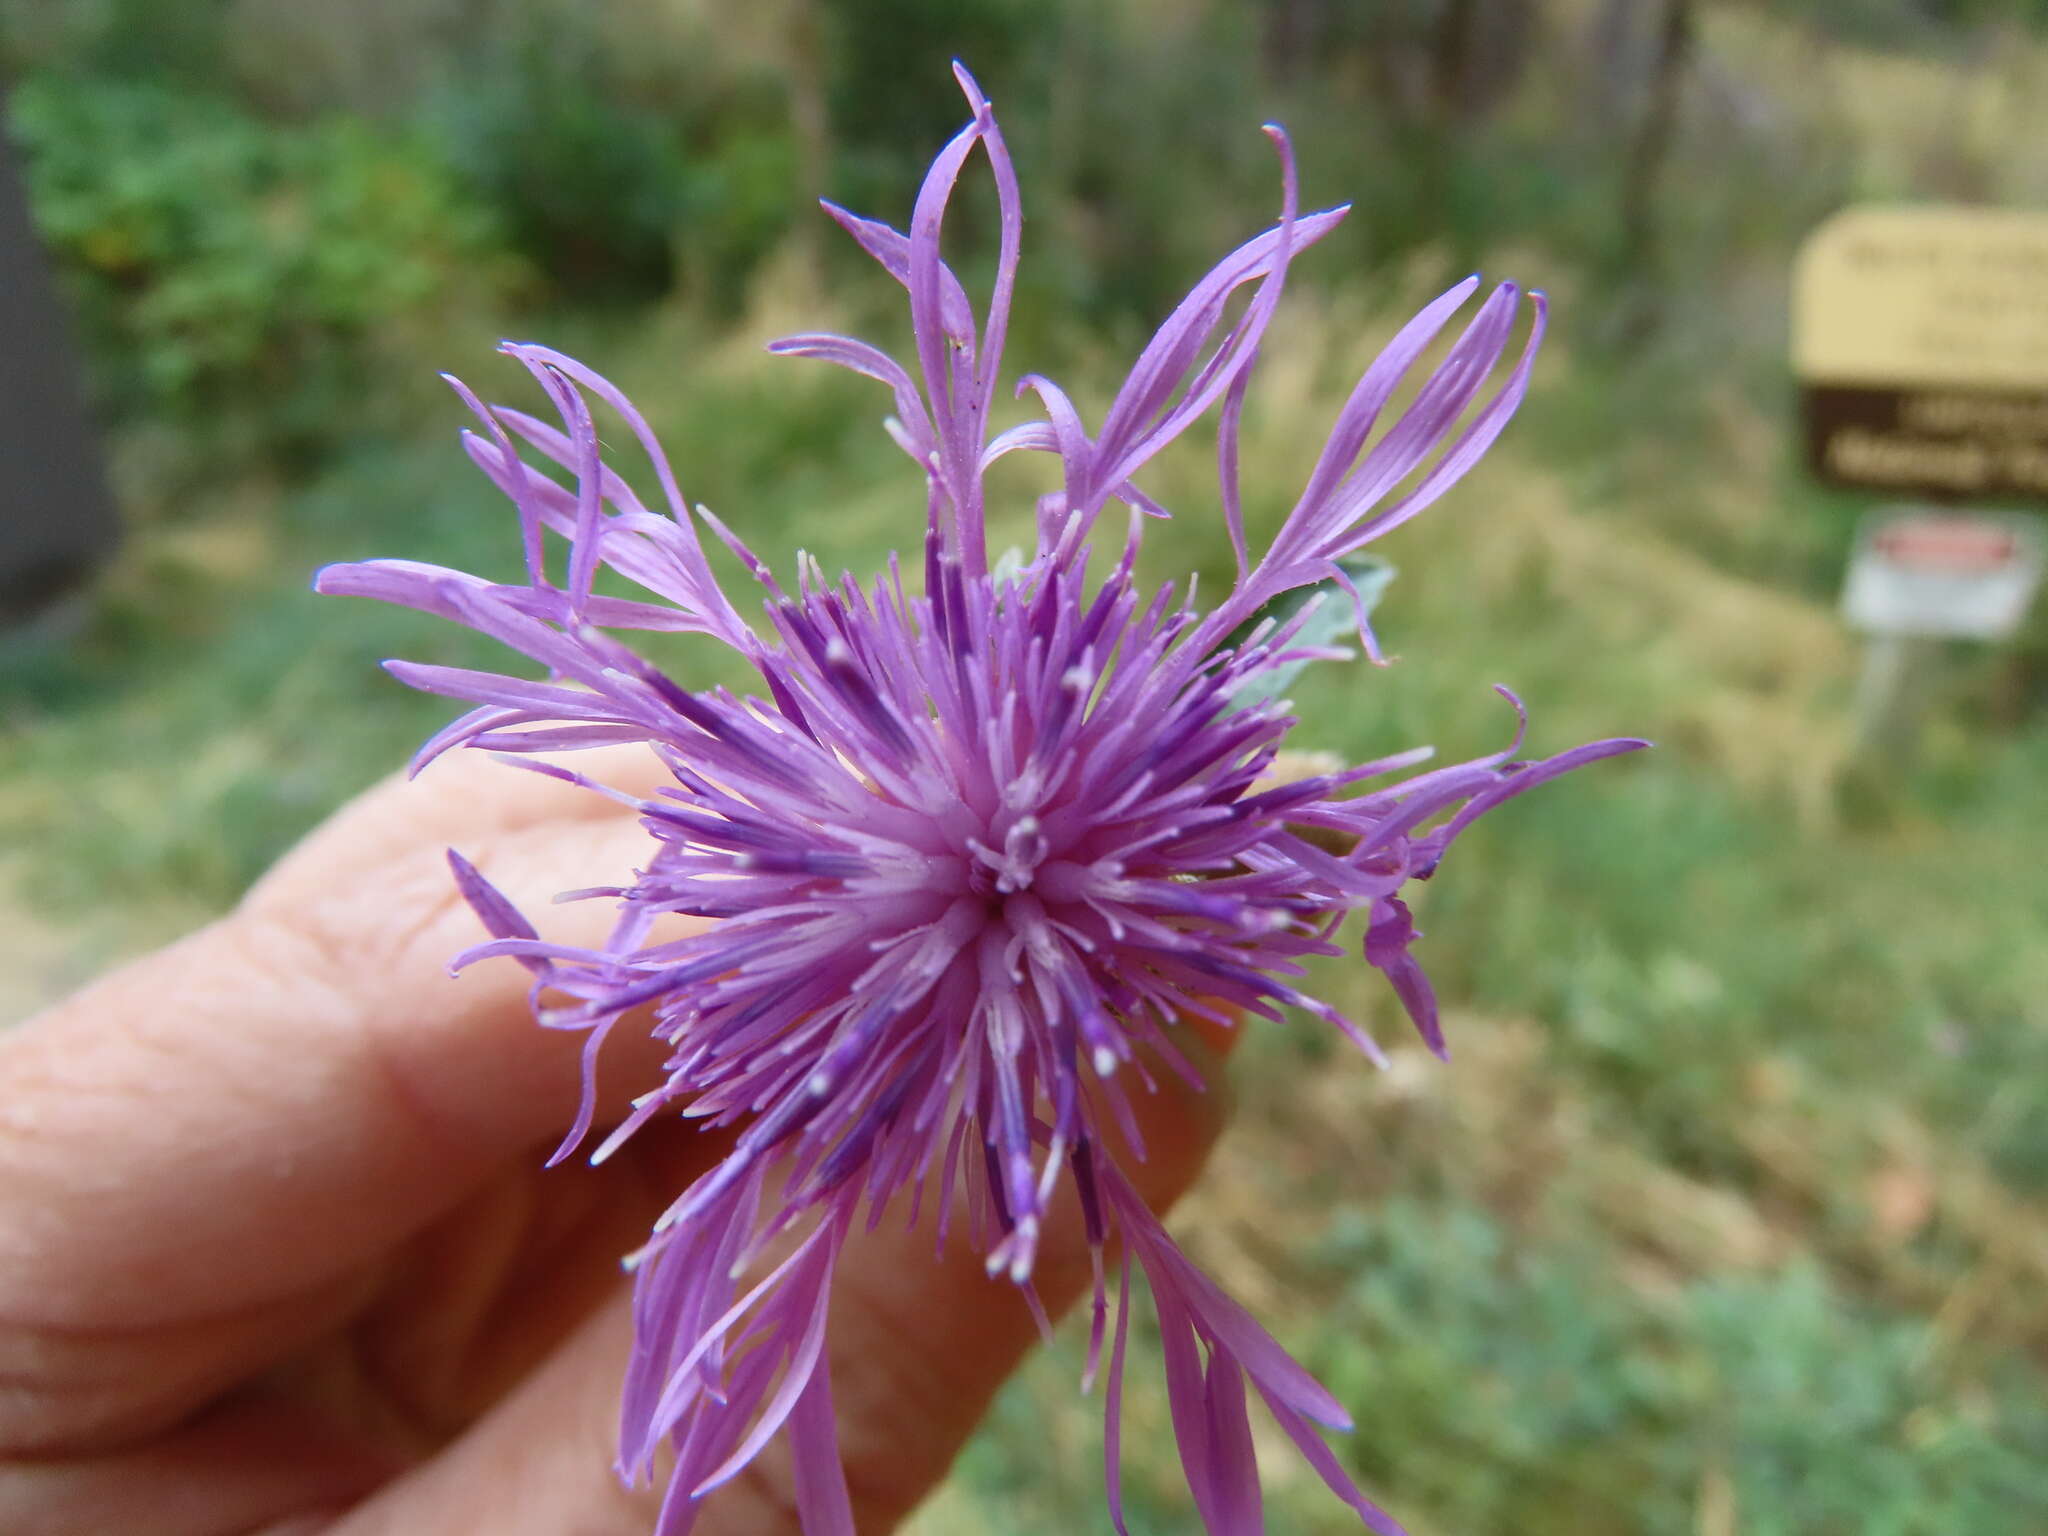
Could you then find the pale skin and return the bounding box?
[0,746,1230,1535]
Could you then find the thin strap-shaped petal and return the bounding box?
[980,419,1059,468]
[313,557,491,624]
[1151,1268,1223,1530]
[1016,373,1093,518]
[468,723,656,753]
[1288,277,1482,534]
[767,332,936,461]
[1089,204,1348,498]
[502,344,706,556]
[1415,735,1650,868]
[953,63,1022,432]
[1255,1390,1410,1536]
[1300,284,1521,550]
[1202,1346,1265,1534]
[499,344,751,640]
[1330,290,1549,556]
[905,105,994,571]
[406,702,519,774]
[443,371,550,588]
[446,848,541,961]
[1104,1251,1136,1536]
[1086,146,1337,512]
[692,1230,839,1493]
[785,1353,856,1535]
[1364,897,1444,1058]
[1218,357,1255,579]
[380,660,636,719]
[820,202,977,342]
[1321,558,1387,666]
[1117,1188,1351,1427]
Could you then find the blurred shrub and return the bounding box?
[419,21,688,304]
[418,8,801,309]
[0,0,233,88]
[1314,1198,1687,1534]
[823,0,1058,203]
[1310,1202,2048,1535]
[8,74,521,481]
[1686,1264,2048,1534]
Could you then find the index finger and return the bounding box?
[0,785,674,1334]
[245,742,673,913]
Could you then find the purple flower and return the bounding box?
[319,65,1642,1536]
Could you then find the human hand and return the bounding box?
[0,746,1229,1534]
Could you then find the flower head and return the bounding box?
[320,65,1641,1536]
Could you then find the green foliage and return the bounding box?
[823,0,1060,204]
[8,74,518,477]
[1794,0,2048,48]
[1311,1199,1685,1534]
[418,17,693,304]
[1303,1206,2048,1536]
[1685,1264,2048,1534]
[0,0,235,86]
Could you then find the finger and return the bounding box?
[267,1115,732,1454]
[0,1390,401,1536]
[0,810,671,1326]
[246,743,675,915]
[320,1030,1232,1536]
[0,813,691,1454]
[317,1286,658,1536]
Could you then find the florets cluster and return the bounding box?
[321,65,1640,1536]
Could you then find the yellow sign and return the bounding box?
[1794,206,2048,502]
[1794,206,2048,391]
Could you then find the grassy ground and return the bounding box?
[6,246,2047,1533]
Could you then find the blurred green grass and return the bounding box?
[7,3,2048,1532]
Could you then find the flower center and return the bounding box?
[965,812,1051,899]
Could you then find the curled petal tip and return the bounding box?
[951,59,990,111]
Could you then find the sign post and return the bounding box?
[1840,509,2043,750]
[1793,207,2048,754]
